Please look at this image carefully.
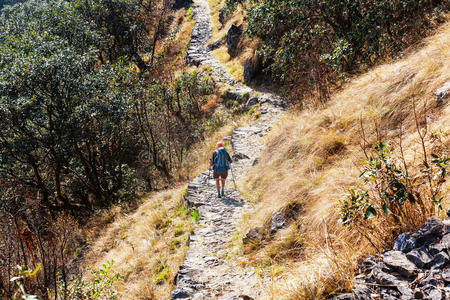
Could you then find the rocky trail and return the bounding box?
[170,0,285,299]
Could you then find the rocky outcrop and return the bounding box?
[333,217,450,300]
[226,24,242,57]
[435,81,450,106]
[218,7,226,25]
[172,0,192,10]
[243,52,262,83]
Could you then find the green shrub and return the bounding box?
[62,260,122,299]
[339,142,448,248]
[242,0,448,101]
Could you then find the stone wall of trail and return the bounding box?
[170,0,285,299]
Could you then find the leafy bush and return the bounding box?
[63,260,122,299]
[339,141,448,248]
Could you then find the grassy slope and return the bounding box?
[81,116,242,299]
[234,21,450,299]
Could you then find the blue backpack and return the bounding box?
[214,147,230,173]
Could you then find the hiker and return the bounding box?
[210,141,232,198]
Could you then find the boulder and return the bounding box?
[382,250,417,277]
[435,81,450,106]
[330,217,450,300]
[227,24,242,57]
[243,51,262,83]
[380,287,401,299]
[414,289,425,299]
[429,233,450,255]
[406,246,433,268]
[418,273,441,287]
[243,227,263,244]
[232,152,250,161]
[352,283,372,297]
[372,267,404,285]
[393,232,417,253]
[416,217,444,246]
[442,267,450,282]
[427,288,444,300]
[331,294,355,300]
[269,211,287,235]
[245,97,259,108]
[360,256,379,273]
[396,284,414,299]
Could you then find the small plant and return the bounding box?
[63,260,122,300]
[190,209,200,222]
[168,238,182,250]
[174,227,184,237]
[10,264,42,300]
[152,259,171,285]
[177,205,189,216]
[187,6,193,21]
[340,142,447,224]
[154,267,170,284]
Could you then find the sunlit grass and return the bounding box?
[236,20,450,299]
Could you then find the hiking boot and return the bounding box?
[218,190,221,198]
[221,189,225,196]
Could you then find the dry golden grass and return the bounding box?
[82,186,192,300]
[236,21,450,299]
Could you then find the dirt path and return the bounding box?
[170,1,285,299]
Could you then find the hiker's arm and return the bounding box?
[227,152,232,163]
[209,152,216,168]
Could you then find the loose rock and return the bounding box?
[269,211,286,235]
[333,217,450,299]
[382,250,417,277]
[406,246,433,268]
[393,232,416,253]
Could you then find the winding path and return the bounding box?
[170,0,285,299]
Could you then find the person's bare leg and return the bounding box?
[215,178,221,197]
[221,178,226,196]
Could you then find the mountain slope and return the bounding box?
[236,20,450,298]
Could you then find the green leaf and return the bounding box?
[364,205,377,219]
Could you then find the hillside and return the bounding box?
[83,5,449,300]
[236,20,450,298]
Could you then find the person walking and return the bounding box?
[210,141,232,198]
